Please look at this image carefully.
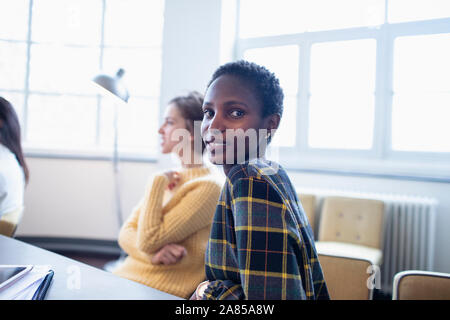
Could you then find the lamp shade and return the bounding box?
[92,68,129,103]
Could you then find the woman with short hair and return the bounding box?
[194,61,329,300]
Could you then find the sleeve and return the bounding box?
[202,280,245,300]
[136,175,220,253]
[0,173,7,216]
[117,200,153,261]
[204,176,306,300]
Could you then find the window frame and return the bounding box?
[235,1,450,180]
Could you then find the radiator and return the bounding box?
[296,187,438,293]
[381,195,437,292]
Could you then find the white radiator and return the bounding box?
[381,195,437,292]
[296,187,438,293]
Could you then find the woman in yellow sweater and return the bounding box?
[112,92,223,298]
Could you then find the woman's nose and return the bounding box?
[207,113,226,132]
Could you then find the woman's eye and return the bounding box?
[203,109,214,118]
[230,110,244,118]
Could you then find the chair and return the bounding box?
[297,194,316,232]
[0,207,24,237]
[392,270,450,300]
[315,196,384,266]
[318,254,375,300]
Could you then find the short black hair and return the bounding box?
[206,60,284,119]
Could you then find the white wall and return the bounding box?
[159,0,223,109]
[15,0,450,274]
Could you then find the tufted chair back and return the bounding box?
[297,194,316,232]
[318,197,384,249]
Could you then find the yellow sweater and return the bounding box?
[113,165,223,298]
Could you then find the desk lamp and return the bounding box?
[92,68,129,271]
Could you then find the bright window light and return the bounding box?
[29,44,100,95]
[308,39,376,150]
[0,0,29,41]
[388,0,450,23]
[0,42,27,91]
[32,0,103,45]
[392,93,450,152]
[102,48,162,97]
[104,0,165,47]
[392,33,450,153]
[393,33,450,93]
[26,94,98,148]
[99,97,160,151]
[239,0,385,38]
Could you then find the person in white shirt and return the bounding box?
[0,97,28,218]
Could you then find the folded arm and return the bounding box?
[136,175,219,253]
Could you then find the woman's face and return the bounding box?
[158,103,189,154]
[201,74,274,166]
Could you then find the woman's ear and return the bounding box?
[265,113,280,133]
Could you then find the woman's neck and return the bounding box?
[222,155,267,176]
[179,150,204,169]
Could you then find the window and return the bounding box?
[391,33,450,153]
[309,39,376,150]
[0,0,165,157]
[237,0,450,178]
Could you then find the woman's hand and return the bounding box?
[190,280,210,300]
[151,243,186,265]
[163,171,180,190]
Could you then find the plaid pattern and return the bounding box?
[203,159,330,300]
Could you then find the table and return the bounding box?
[0,235,181,300]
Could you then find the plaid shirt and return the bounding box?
[203,159,329,300]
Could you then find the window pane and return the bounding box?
[102,48,162,97]
[26,94,97,148]
[392,93,450,152]
[308,94,375,149]
[104,0,165,47]
[310,39,376,93]
[239,0,384,38]
[0,91,25,126]
[32,0,102,45]
[0,0,29,41]
[393,33,450,92]
[99,97,159,153]
[0,41,28,90]
[239,0,307,38]
[244,45,299,95]
[388,0,450,23]
[271,96,297,147]
[29,44,100,94]
[304,0,385,32]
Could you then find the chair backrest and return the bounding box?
[393,270,450,300]
[318,254,373,300]
[0,207,24,237]
[318,197,384,249]
[297,194,316,232]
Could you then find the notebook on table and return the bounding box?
[0,265,54,300]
